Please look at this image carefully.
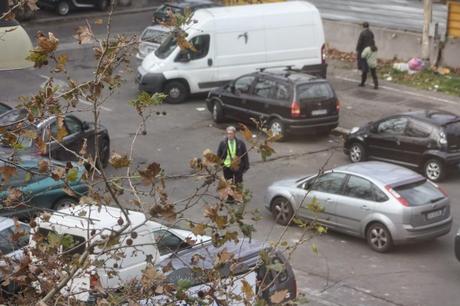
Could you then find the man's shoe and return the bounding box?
[358,83,365,87]
[374,85,378,89]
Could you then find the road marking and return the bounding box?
[334,75,458,105]
[39,75,112,112]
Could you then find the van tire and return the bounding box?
[164,81,189,104]
[212,101,225,123]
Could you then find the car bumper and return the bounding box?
[284,115,339,135]
[136,67,165,93]
[393,216,452,245]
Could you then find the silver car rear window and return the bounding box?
[394,180,444,206]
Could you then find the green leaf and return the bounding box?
[66,167,79,182]
[267,262,285,273]
[311,243,318,255]
[24,172,32,183]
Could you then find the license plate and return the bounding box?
[426,209,443,220]
[312,109,327,116]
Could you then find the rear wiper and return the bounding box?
[430,197,444,203]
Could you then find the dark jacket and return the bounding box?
[217,137,249,173]
[356,28,375,55]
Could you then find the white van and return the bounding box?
[31,205,210,302]
[136,1,326,104]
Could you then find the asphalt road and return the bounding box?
[2,11,460,306]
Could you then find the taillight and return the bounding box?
[385,185,409,207]
[291,101,301,118]
[90,271,100,290]
[336,100,340,112]
[321,44,326,64]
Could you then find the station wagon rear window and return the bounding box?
[296,83,333,100]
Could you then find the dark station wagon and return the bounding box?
[206,70,340,139]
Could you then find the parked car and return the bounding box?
[206,70,339,138]
[0,109,110,168]
[0,157,88,218]
[152,0,219,24]
[138,1,326,104]
[344,110,460,182]
[136,25,170,61]
[37,0,110,16]
[0,102,12,115]
[148,240,297,305]
[266,161,452,252]
[455,227,460,261]
[32,205,210,302]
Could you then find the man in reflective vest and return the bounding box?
[217,126,250,185]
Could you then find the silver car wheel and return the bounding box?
[169,87,181,99]
[426,161,441,181]
[370,228,388,249]
[272,197,293,225]
[350,144,363,162]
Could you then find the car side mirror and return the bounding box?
[82,121,90,130]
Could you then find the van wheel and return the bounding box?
[53,197,78,211]
[271,197,293,226]
[212,101,225,123]
[164,81,189,104]
[349,142,366,163]
[269,119,285,141]
[56,1,70,15]
[366,222,392,253]
[424,158,445,182]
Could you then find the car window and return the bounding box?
[376,117,408,135]
[234,76,255,94]
[394,180,444,206]
[37,228,86,255]
[296,83,334,100]
[344,175,376,201]
[64,116,82,135]
[153,230,187,256]
[254,79,276,99]
[307,172,346,194]
[189,34,210,60]
[405,119,433,138]
[45,120,69,140]
[275,83,290,101]
[0,223,30,255]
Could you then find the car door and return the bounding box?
[366,116,409,161]
[335,175,389,235]
[402,118,435,166]
[63,115,86,159]
[292,172,347,226]
[223,75,256,121]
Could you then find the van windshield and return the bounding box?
[155,34,178,59]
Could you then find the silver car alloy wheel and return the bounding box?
[271,121,283,136]
[350,144,362,162]
[169,87,181,99]
[274,199,291,223]
[370,227,388,250]
[426,161,441,181]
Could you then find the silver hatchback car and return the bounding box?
[265,161,452,252]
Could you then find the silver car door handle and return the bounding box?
[326,198,333,202]
[361,205,370,211]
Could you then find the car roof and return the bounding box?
[334,161,423,186]
[42,205,161,232]
[255,70,324,85]
[402,110,460,126]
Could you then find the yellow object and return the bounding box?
[0,23,33,71]
[448,1,460,38]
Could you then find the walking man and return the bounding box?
[217,126,249,186]
[360,44,379,89]
[356,22,375,71]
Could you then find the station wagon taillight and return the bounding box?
[90,271,100,290]
[336,100,340,112]
[291,101,301,118]
[385,185,409,207]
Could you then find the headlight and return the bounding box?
[350,127,360,134]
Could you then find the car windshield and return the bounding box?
[296,83,334,100]
[394,180,445,206]
[155,33,178,59]
[141,28,169,44]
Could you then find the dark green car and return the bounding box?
[0,156,88,218]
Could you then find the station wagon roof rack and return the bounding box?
[257,65,294,72]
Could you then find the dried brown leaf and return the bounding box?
[270,289,289,304]
[74,26,93,45]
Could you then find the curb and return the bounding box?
[331,126,349,136]
[24,6,158,25]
